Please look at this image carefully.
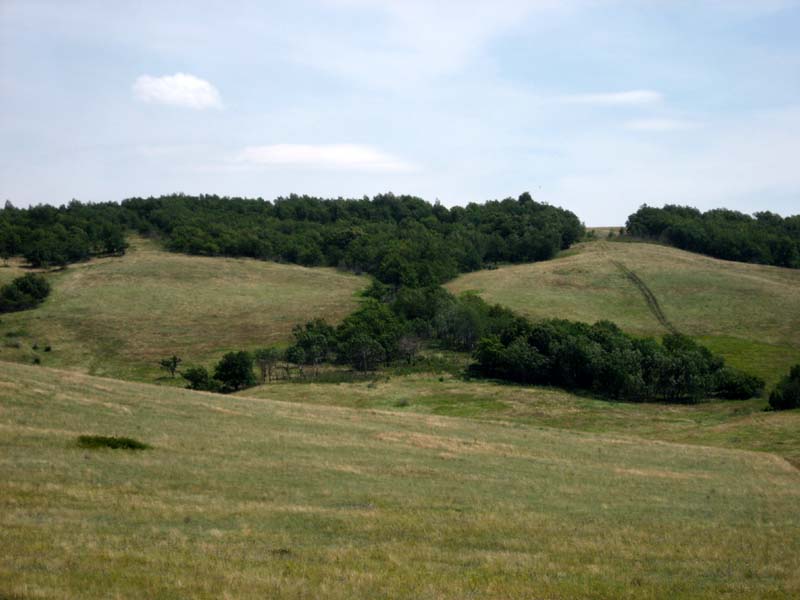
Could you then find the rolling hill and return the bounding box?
[2,361,799,599]
[0,237,367,381]
[447,240,800,386]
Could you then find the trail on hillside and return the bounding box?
[599,244,679,334]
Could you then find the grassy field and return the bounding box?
[242,371,800,468]
[447,240,800,386]
[0,238,366,382]
[2,361,799,599]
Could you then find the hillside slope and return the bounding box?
[2,361,799,598]
[0,238,367,381]
[447,240,800,385]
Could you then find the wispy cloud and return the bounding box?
[625,118,699,132]
[562,90,663,106]
[133,73,222,109]
[236,144,416,172]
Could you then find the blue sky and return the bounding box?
[1,0,799,224]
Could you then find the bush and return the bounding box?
[77,435,150,450]
[0,273,50,313]
[769,365,800,410]
[715,367,764,400]
[182,366,221,392]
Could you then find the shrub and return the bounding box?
[0,273,51,313]
[715,367,765,400]
[182,365,221,392]
[77,435,150,450]
[769,365,800,410]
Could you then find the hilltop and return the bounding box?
[447,240,800,386]
[0,237,366,381]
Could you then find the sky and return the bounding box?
[1,0,799,225]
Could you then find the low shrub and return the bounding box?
[769,365,800,410]
[77,435,150,450]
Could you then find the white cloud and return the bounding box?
[625,118,699,132]
[236,144,416,172]
[562,90,663,106]
[133,73,222,109]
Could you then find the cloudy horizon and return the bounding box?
[2,0,799,225]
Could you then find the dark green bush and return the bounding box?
[77,435,150,450]
[769,365,800,410]
[0,273,50,313]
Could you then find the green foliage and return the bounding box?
[254,346,283,383]
[182,366,221,392]
[2,193,584,282]
[0,273,51,313]
[472,316,763,403]
[626,204,800,268]
[159,355,181,378]
[0,200,128,267]
[769,365,800,410]
[213,351,257,392]
[77,435,150,450]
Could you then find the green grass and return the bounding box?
[447,240,800,386]
[0,237,367,382]
[2,361,799,598]
[242,371,800,468]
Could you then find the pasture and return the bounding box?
[2,361,799,599]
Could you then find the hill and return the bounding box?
[0,237,366,381]
[447,240,800,386]
[2,361,799,599]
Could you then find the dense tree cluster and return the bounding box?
[769,365,800,410]
[0,273,51,313]
[2,193,584,285]
[472,319,763,402]
[0,201,128,267]
[626,205,800,268]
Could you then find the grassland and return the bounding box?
[0,238,366,382]
[2,361,799,599]
[447,240,800,386]
[242,371,800,468]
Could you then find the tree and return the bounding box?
[182,366,220,392]
[254,347,282,383]
[159,355,181,378]
[0,273,51,313]
[769,365,800,410]
[214,351,256,392]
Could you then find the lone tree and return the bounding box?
[159,355,181,378]
[254,346,282,383]
[214,351,256,392]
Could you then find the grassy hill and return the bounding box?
[2,361,799,599]
[0,238,366,381]
[447,240,800,386]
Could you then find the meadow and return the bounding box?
[447,240,800,386]
[0,237,366,382]
[2,361,799,599]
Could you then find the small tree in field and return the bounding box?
[214,351,256,392]
[159,355,181,378]
[254,347,282,383]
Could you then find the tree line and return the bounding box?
[625,205,800,268]
[0,201,128,268]
[1,193,584,285]
[180,286,764,404]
